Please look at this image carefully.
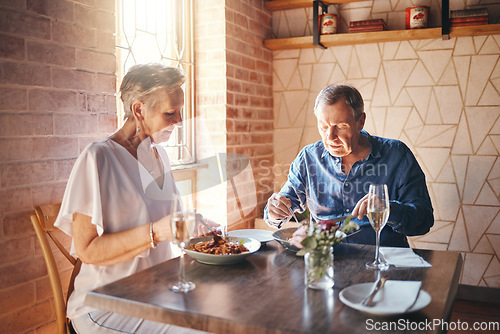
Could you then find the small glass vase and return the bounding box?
[304,247,334,290]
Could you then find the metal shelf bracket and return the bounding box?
[313,0,328,49]
[442,0,450,40]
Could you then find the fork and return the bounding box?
[288,207,301,226]
[277,206,300,229]
[361,276,389,306]
[197,217,224,243]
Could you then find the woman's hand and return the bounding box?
[152,214,173,243]
[194,215,222,238]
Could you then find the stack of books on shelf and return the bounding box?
[450,8,488,27]
[349,19,386,33]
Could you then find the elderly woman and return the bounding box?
[55,64,207,333]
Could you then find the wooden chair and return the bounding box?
[30,204,81,334]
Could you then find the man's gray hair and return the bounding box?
[119,63,186,119]
[314,84,364,119]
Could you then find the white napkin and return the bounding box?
[380,247,432,268]
[365,280,422,313]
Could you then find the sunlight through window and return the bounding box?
[116,0,195,165]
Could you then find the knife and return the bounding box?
[329,214,353,223]
[361,276,389,306]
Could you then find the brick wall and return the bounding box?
[225,0,273,228]
[195,0,274,230]
[0,0,116,332]
[0,0,274,331]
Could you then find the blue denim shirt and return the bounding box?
[264,131,434,246]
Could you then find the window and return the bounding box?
[115,0,195,165]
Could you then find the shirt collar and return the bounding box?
[320,130,379,160]
[364,130,381,159]
[320,144,330,159]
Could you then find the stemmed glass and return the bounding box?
[169,193,197,292]
[365,184,390,270]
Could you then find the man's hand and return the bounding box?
[352,193,369,220]
[289,225,306,249]
[266,193,292,228]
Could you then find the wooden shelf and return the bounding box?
[265,0,366,11]
[264,24,500,50]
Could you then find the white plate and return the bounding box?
[228,229,274,243]
[185,236,261,265]
[339,282,431,316]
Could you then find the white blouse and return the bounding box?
[55,138,178,319]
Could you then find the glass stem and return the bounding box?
[179,249,186,284]
[374,229,381,264]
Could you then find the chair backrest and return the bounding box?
[30,204,81,334]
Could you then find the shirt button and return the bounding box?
[346,209,350,213]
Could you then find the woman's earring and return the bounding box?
[137,126,140,133]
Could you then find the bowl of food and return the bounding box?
[184,236,261,265]
[272,227,301,253]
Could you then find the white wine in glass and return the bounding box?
[367,210,389,230]
[366,184,390,270]
[169,193,196,292]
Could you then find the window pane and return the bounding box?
[116,0,194,165]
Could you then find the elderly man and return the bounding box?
[264,84,433,247]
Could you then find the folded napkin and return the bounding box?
[362,280,422,313]
[380,247,432,268]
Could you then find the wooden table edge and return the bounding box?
[85,291,295,334]
[84,246,464,334]
[441,252,463,323]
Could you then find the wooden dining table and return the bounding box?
[85,241,463,334]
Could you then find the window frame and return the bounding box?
[115,0,195,166]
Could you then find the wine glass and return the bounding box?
[169,193,197,292]
[365,184,390,270]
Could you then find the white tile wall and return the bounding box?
[271,1,500,287]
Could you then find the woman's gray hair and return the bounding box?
[119,63,186,119]
[314,85,364,119]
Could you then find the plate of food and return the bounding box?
[228,229,274,243]
[184,236,261,265]
[272,227,300,253]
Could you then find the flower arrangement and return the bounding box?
[299,216,360,289]
[297,216,359,256]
